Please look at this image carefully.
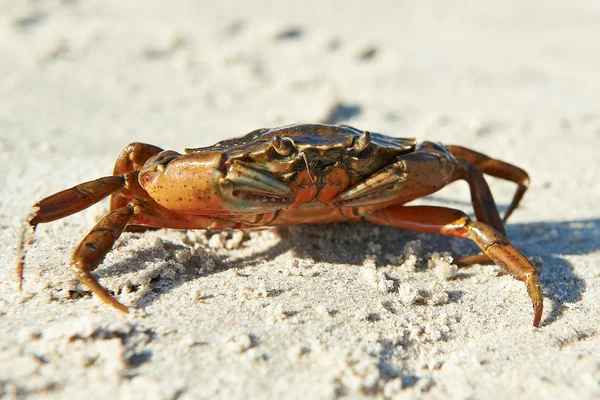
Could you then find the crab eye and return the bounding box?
[271,135,294,156]
[145,150,180,168]
[349,131,371,155]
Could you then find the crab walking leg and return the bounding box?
[70,199,241,312]
[447,145,530,222]
[451,160,506,267]
[110,142,164,211]
[16,171,148,290]
[17,175,127,289]
[71,205,135,312]
[365,205,543,327]
[453,160,506,236]
[452,252,496,268]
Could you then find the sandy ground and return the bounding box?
[1,1,599,399]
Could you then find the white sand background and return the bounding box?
[1,1,599,398]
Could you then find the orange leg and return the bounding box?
[70,204,135,312]
[453,159,506,235]
[17,174,135,289]
[110,142,164,210]
[16,143,162,291]
[365,205,543,327]
[69,199,238,311]
[451,159,506,266]
[447,145,529,222]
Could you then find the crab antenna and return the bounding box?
[300,151,316,184]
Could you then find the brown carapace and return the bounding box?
[17,124,542,327]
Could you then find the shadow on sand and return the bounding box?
[100,214,598,328]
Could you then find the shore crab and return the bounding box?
[17,124,543,326]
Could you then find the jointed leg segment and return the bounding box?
[447,145,530,222]
[110,142,164,210]
[64,198,240,311]
[18,177,240,312]
[366,205,543,327]
[16,175,129,290]
[17,143,163,295]
[71,204,136,312]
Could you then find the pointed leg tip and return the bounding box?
[100,294,130,314]
[532,296,543,328]
[16,259,25,292]
[73,267,131,314]
[533,311,542,328]
[526,274,543,328]
[116,303,130,313]
[96,296,130,314]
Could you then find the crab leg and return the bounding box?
[453,160,506,236]
[450,159,507,266]
[69,199,239,312]
[365,205,543,327]
[447,145,529,222]
[16,174,134,289]
[71,204,135,312]
[17,143,163,290]
[110,142,164,211]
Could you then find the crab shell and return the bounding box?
[138,124,455,216]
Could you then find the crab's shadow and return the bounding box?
[103,217,597,327]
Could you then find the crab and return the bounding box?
[16,124,543,327]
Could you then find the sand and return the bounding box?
[1,1,599,399]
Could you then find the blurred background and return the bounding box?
[2,1,599,141]
[3,0,599,219]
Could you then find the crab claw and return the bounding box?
[332,150,456,207]
[140,152,295,214]
[224,160,296,208]
[331,162,406,206]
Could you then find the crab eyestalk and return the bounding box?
[138,150,181,188]
[271,135,294,156]
[348,130,371,155]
